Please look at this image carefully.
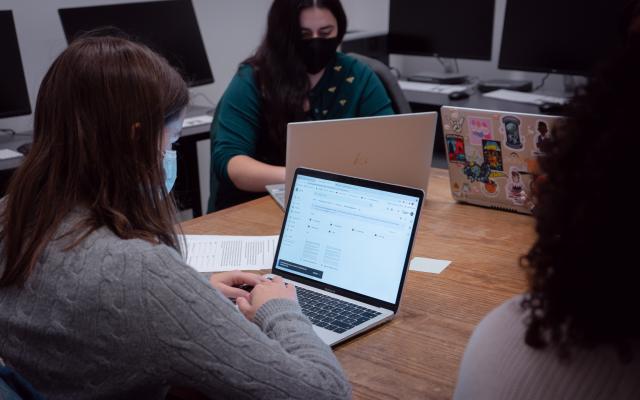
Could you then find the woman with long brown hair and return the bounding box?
[0,35,350,399]
[208,0,394,211]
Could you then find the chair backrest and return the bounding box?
[348,52,412,114]
[0,358,46,400]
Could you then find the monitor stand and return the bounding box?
[408,71,468,85]
[478,79,533,93]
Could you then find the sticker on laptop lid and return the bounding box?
[468,117,493,146]
[481,179,500,197]
[452,181,463,197]
[463,159,491,183]
[444,110,465,134]
[446,135,466,164]
[506,167,528,206]
[482,139,504,171]
[533,120,550,155]
[501,116,525,151]
[462,183,473,195]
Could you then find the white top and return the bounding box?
[454,296,640,400]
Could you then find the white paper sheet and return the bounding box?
[409,257,451,274]
[182,115,214,128]
[180,235,279,272]
[482,89,568,105]
[398,80,469,94]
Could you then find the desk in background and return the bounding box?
[173,105,214,218]
[0,105,213,218]
[0,132,33,194]
[181,168,535,399]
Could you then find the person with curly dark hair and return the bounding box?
[623,0,640,36]
[453,38,640,400]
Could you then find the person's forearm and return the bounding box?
[227,155,285,192]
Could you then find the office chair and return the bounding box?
[0,357,46,400]
[347,52,412,114]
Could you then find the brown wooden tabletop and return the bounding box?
[181,168,535,400]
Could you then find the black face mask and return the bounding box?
[298,37,339,74]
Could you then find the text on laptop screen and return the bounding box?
[276,175,420,303]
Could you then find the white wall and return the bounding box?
[341,0,389,33]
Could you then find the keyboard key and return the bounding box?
[296,286,381,334]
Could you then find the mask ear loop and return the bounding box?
[164,111,185,150]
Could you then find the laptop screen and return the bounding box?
[274,171,421,304]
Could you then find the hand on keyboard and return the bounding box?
[236,275,297,321]
[209,271,265,301]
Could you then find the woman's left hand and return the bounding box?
[209,270,267,300]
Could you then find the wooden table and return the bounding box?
[181,168,536,400]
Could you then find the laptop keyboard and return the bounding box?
[296,286,382,334]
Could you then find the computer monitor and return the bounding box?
[58,0,214,87]
[0,10,31,119]
[388,0,495,61]
[499,0,626,75]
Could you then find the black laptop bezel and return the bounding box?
[272,167,424,312]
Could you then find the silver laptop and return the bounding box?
[271,167,424,346]
[266,183,285,210]
[284,112,437,207]
[441,106,563,214]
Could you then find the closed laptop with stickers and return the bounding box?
[440,106,563,214]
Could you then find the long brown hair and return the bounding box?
[0,36,189,287]
[246,0,347,163]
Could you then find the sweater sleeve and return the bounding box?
[453,295,640,399]
[137,245,351,400]
[211,65,263,184]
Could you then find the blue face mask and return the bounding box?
[163,149,178,192]
[162,110,185,192]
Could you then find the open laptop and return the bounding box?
[441,106,563,214]
[279,112,437,208]
[265,183,286,209]
[271,167,424,346]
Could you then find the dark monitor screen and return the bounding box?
[59,0,213,87]
[388,0,495,60]
[0,10,31,119]
[499,0,626,75]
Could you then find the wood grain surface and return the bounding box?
[181,168,535,399]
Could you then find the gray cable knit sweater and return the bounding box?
[0,214,351,399]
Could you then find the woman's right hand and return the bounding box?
[236,275,297,321]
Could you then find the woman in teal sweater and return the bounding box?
[209,0,394,211]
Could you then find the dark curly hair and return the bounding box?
[521,37,640,361]
[622,0,640,37]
